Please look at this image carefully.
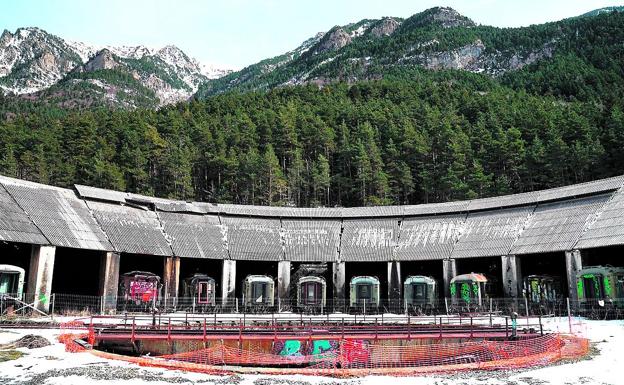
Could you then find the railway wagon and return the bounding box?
[450,273,490,309]
[0,264,25,296]
[243,275,275,308]
[523,275,562,313]
[183,273,216,306]
[576,266,624,313]
[118,271,161,311]
[349,276,380,312]
[296,276,326,311]
[403,275,437,313]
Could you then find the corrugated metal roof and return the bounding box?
[341,206,404,218]
[75,185,207,214]
[214,204,342,218]
[536,175,624,202]
[575,187,624,249]
[276,207,342,218]
[190,202,222,214]
[158,212,226,259]
[154,201,207,214]
[340,218,399,261]
[510,194,611,255]
[466,192,541,211]
[214,204,278,216]
[397,214,465,261]
[74,184,127,204]
[282,219,340,262]
[221,216,283,261]
[403,201,470,216]
[0,184,48,245]
[3,174,624,258]
[452,206,534,258]
[86,201,172,256]
[1,177,112,251]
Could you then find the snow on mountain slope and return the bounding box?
[1,27,231,107]
[0,27,82,94]
[201,63,234,79]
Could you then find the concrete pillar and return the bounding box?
[163,256,180,299]
[501,255,522,298]
[98,251,120,313]
[565,250,583,301]
[277,260,291,309]
[27,245,56,313]
[442,259,457,298]
[332,261,345,311]
[221,259,236,307]
[387,261,401,313]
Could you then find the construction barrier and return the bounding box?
[58,320,589,377]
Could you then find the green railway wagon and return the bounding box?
[403,275,437,313]
[576,266,624,311]
[450,273,490,309]
[349,276,380,311]
[0,264,25,296]
[523,275,562,314]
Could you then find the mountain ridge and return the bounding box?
[1,6,623,109]
[0,26,233,108]
[195,6,623,99]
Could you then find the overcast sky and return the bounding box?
[1,0,622,69]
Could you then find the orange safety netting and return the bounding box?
[57,324,589,377]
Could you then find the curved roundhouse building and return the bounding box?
[1,173,624,313]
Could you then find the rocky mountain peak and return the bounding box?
[313,27,352,54]
[109,45,153,59]
[82,49,120,72]
[157,44,185,56]
[370,17,401,37]
[427,7,475,28]
[1,29,13,44]
[401,7,475,31]
[156,45,199,70]
[0,27,81,93]
[0,26,233,108]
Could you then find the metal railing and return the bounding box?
[1,293,623,320]
[87,312,545,341]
